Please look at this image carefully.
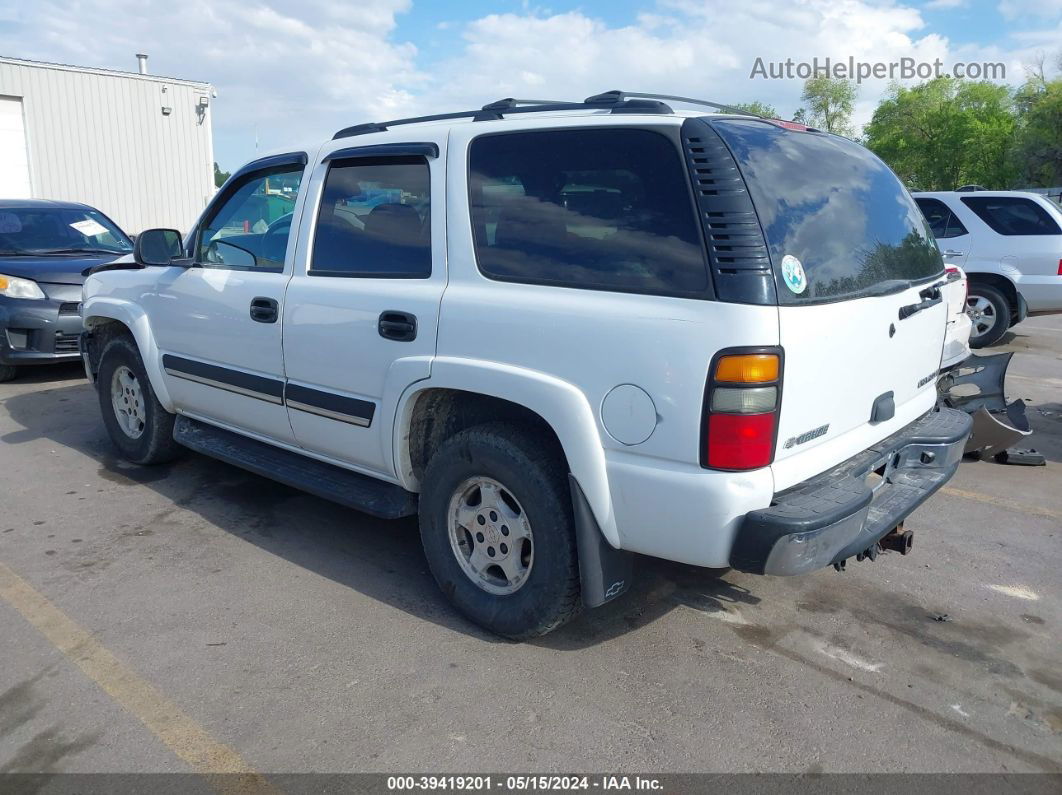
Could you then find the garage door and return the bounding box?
[0,96,32,199]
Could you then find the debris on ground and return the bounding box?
[939,352,1040,464]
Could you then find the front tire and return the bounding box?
[96,334,182,465]
[0,364,16,383]
[967,284,1010,348]
[419,422,581,639]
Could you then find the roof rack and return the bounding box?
[332,96,673,139]
[331,90,760,140]
[583,90,763,117]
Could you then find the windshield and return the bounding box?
[0,206,133,256]
[711,119,943,304]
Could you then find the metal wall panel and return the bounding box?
[0,57,215,234]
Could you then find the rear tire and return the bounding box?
[0,364,16,383]
[967,283,1010,348]
[96,334,182,465]
[419,421,581,640]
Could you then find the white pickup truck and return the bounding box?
[81,93,971,638]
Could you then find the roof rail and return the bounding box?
[584,90,763,118]
[332,96,673,140]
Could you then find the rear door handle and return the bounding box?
[250,297,279,324]
[378,310,417,341]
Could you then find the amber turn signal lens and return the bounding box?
[714,354,779,383]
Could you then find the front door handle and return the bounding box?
[250,297,279,323]
[378,310,417,341]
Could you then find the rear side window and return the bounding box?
[468,129,709,296]
[712,120,943,304]
[915,198,969,240]
[311,156,431,278]
[961,196,1061,236]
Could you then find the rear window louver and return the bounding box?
[681,118,776,305]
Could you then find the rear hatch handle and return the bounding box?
[899,283,944,320]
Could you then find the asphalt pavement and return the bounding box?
[1,316,1060,778]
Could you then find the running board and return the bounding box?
[173,416,418,519]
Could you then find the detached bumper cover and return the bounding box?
[731,408,972,576]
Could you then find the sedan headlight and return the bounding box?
[0,274,47,299]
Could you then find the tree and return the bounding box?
[730,101,779,118]
[1013,78,1062,187]
[864,78,1017,190]
[214,162,231,188]
[794,77,857,136]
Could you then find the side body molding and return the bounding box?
[392,357,620,548]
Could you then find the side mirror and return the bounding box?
[133,228,184,266]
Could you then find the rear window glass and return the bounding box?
[712,120,943,304]
[468,129,709,296]
[961,196,1061,236]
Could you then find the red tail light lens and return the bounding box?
[701,348,783,471]
[707,413,776,469]
[1057,259,1062,276]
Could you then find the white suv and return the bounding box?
[914,191,1062,347]
[81,93,971,638]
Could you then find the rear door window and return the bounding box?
[915,198,969,240]
[311,156,431,278]
[961,196,1061,236]
[468,129,709,296]
[712,119,943,304]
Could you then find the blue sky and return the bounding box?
[2,0,1059,169]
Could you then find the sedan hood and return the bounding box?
[0,253,124,285]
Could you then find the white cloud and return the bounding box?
[924,0,967,9]
[0,0,422,162]
[998,0,1062,20]
[422,0,953,132]
[0,0,1055,167]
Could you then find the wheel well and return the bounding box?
[406,389,568,482]
[83,317,133,376]
[966,273,1019,321]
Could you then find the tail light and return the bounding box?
[1057,259,1062,276]
[701,349,783,470]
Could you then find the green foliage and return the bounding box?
[213,162,231,188]
[1013,79,1062,187]
[731,101,779,118]
[795,77,857,136]
[864,78,1016,190]
[864,72,1062,191]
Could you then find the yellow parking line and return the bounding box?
[0,561,275,794]
[940,486,1062,522]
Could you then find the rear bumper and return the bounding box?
[0,297,84,366]
[730,408,972,576]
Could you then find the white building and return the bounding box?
[0,55,215,233]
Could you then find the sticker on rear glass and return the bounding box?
[70,219,108,237]
[0,212,22,234]
[781,254,807,294]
